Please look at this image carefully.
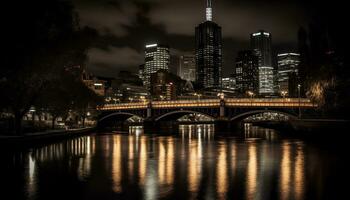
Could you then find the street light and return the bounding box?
[217,92,224,100]
[297,84,301,119]
[281,90,288,98]
[196,93,202,100]
[247,91,254,106]
[140,96,146,103]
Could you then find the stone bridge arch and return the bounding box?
[99,112,144,122]
[155,110,215,122]
[230,109,298,122]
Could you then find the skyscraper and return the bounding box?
[178,54,196,82]
[195,0,222,89]
[251,30,274,95]
[277,53,300,95]
[144,44,170,89]
[235,50,259,95]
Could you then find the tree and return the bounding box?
[1,0,97,134]
[298,3,349,118]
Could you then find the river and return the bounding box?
[0,124,347,200]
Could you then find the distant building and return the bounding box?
[144,44,170,89]
[277,53,300,96]
[178,54,196,82]
[150,70,176,100]
[235,50,259,95]
[105,83,149,103]
[81,70,105,96]
[250,30,274,95]
[138,64,145,86]
[221,77,235,90]
[195,0,222,89]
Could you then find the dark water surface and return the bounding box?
[1,124,348,200]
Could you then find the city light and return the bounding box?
[281,91,288,98]
[247,91,255,98]
[146,44,157,48]
[98,98,317,111]
[217,92,225,100]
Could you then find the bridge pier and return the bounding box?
[214,118,230,135]
[143,119,155,134]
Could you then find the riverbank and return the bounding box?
[0,127,95,148]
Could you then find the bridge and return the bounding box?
[97,98,317,133]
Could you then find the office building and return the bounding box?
[277,53,300,95]
[235,50,259,95]
[250,30,274,95]
[144,44,170,89]
[221,77,235,90]
[178,54,196,82]
[195,0,222,89]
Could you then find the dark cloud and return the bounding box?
[87,46,144,76]
[73,0,309,77]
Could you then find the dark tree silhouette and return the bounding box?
[1,0,98,134]
[298,1,349,118]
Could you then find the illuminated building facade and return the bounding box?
[178,54,196,82]
[235,50,259,95]
[144,44,170,89]
[195,0,222,89]
[250,30,274,95]
[221,77,235,90]
[277,53,300,95]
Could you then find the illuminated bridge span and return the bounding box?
[97,98,317,133]
[99,98,316,111]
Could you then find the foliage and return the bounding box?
[1,0,99,134]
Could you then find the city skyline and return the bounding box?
[74,0,312,77]
[2,1,349,199]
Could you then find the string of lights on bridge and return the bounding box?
[97,98,317,111]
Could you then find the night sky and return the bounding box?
[73,0,311,77]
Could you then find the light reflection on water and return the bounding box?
[0,124,345,200]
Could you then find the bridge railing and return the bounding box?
[225,98,317,108]
[98,102,148,110]
[97,98,317,110]
[152,99,220,108]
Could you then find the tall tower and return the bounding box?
[195,0,222,89]
[206,0,212,21]
[250,30,274,96]
[144,44,170,89]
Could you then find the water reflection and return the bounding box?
[188,133,202,197]
[180,124,214,141]
[280,142,291,200]
[294,143,305,200]
[246,142,258,200]
[139,136,147,186]
[217,142,228,200]
[112,135,122,192]
[2,124,339,200]
[27,154,36,199]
